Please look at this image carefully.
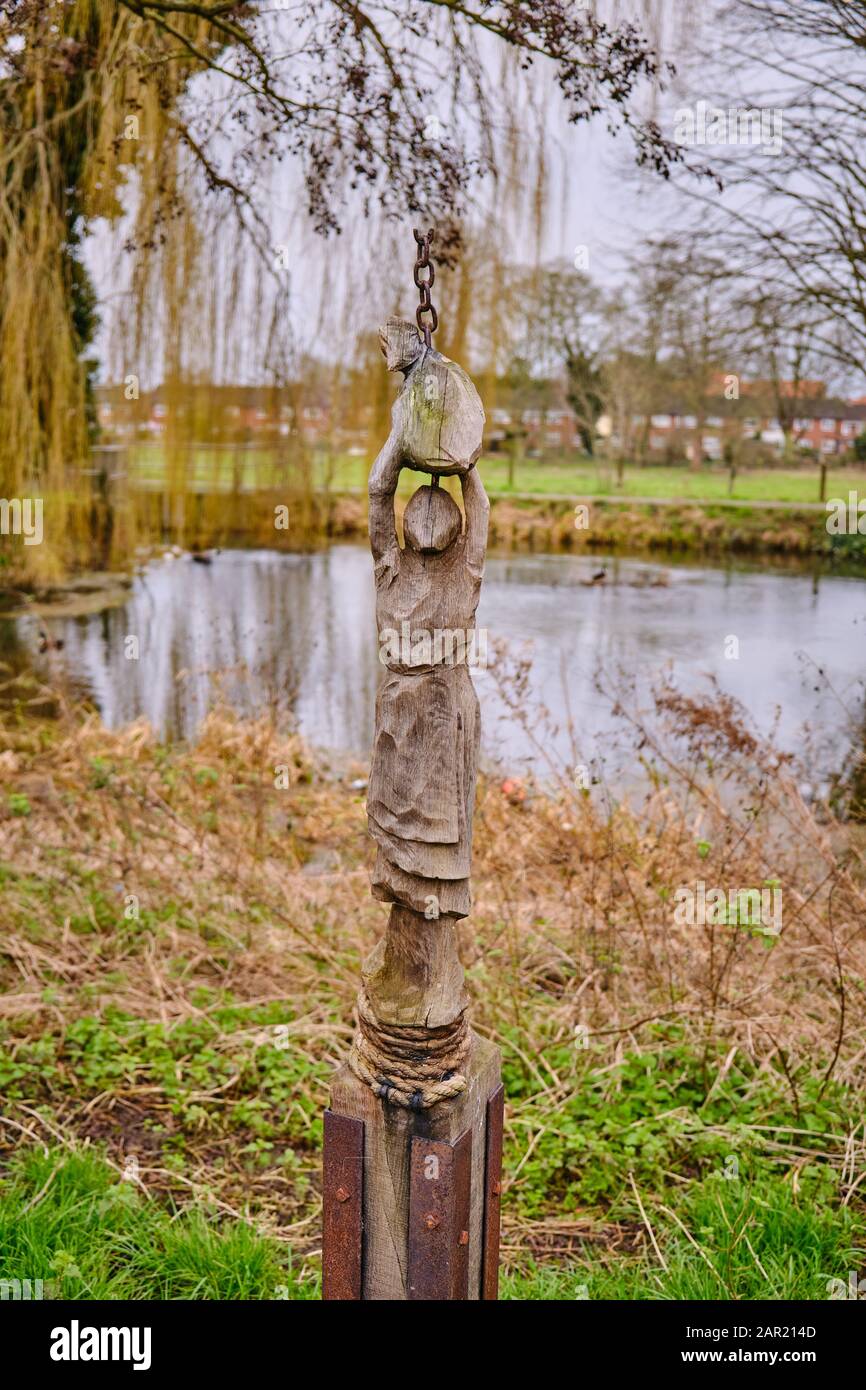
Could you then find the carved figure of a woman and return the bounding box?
[366,318,489,922]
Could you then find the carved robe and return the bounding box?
[367,536,483,919]
[367,320,489,922]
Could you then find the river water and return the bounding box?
[4,545,863,780]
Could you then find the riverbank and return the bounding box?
[149,488,866,563]
[487,493,863,562]
[140,488,866,567]
[1,696,863,1298]
[2,486,863,606]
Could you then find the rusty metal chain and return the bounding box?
[413,227,438,348]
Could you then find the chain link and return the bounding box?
[413,227,438,347]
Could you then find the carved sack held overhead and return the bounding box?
[402,349,485,475]
[377,311,485,478]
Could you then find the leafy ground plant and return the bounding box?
[0,674,864,1298]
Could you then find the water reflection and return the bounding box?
[5,546,864,777]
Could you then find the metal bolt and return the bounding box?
[335,1186,351,1203]
[458,1230,469,1246]
[424,1212,441,1230]
[492,1180,501,1196]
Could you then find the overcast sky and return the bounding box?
[86,1,832,382]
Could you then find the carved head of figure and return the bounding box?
[378,317,425,374]
[403,484,462,554]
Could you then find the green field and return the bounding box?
[126,444,864,506]
[472,459,857,504]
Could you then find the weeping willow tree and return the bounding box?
[0,0,234,579]
[0,0,682,583]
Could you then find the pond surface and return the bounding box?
[3,546,864,780]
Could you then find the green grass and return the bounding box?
[2,1021,862,1300]
[0,998,332,1148]
[127,443,865,506]
[493,1028,865,1300]
[502,1176,862,1300]
[472,459,855,504]
[1,1140,858,1301]
[0,1148,317,1301]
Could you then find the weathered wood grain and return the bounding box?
[324,314,502,1299]
[363,903,468,1029]
[377,317,485,477]
[365,333,489,926]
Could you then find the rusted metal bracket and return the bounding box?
[324,1085,502,1300]
[407,1128,472,1300]
[482,1083,505,1300]
[322,1110,364,1300]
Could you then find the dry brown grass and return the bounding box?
[0,666,864,1252]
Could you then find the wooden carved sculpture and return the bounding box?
[368,318,486,923]
[347,316,489,1108]
[324,236,503,1301]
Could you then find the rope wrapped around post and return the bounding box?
[348,985,471,1110]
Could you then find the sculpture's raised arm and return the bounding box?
[367,435,401,562]
[461,465,489,576]
[367,316,427,561]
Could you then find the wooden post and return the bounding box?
[507,429,518,490]
[323,310,503,1301]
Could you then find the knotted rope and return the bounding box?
[348,985,471,1110]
